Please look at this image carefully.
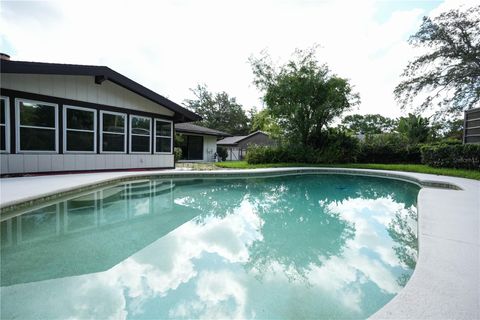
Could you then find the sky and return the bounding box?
[0,0,476,118]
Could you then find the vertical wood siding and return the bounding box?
[1,74,175,117]
[1,154,173,174]
[203,136,217,162]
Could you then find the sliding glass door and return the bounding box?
[177,134,204,160]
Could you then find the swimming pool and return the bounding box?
[0,173,420,319]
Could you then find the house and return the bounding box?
[0,54,201,175]
[464,107,480,144]
[174,123,230,162]
[217,131,275,160]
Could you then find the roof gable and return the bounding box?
[0,60,201,123]
[217,131,269,145]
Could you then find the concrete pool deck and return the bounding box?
[0,168,479,319]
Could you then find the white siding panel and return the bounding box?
[114,155,123,169]
[0,155,9,174]
[152,155,160,168]
[157,156,165,168]
[39,75,54,96]
[1,154,173,174]
[24,74,40,94]
[38,155,52,172]
[167,155,174,167]
[85,155,96,170]
[74,154,87,170]
[87,81,98,103]
[122,155,132,168]
[7,155,24,174]
[146,155,154,168]
[132,155,141,168]
[154,155,173,168]
[105,155,115,169]
[1,74,175,117]
[75,77,88,102]
[65,76,76,98]
[97,84,107,105]
[53,75,66,97]
[52,155,65,172]
[64,154,76,170]
[95,155,106,170]
[203,136,217,162]
[23,155,39,173]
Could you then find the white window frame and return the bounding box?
[63,105,97,154]
[154,118,173,154]
[0,96,10,153]
[15,98,59,154]
[129,115,151,154]
[100,110,127,154]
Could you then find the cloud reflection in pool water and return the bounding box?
[0,174,419,319]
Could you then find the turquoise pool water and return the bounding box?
[0,174,419,319]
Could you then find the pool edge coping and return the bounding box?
[0,167,462,215]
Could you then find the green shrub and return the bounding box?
[217,146,228,161]
[174,147,182,162]
[316,130,359,163]
[421,144,480,169]
[245,132,358,164]
[357,133,421,164]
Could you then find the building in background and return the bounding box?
[217,131,275,161]
[464,107,480,144]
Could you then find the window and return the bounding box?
[63,105,97,153]
[0,96,10,153]
[154,119,172,153]
[16,98,58,152]
[100,111,127,153]
[129,115,151,153]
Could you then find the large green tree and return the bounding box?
[184,85,250,135]
[250,48,359,147]
[341,114,398,134]
[395,5,480,114]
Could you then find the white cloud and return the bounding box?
[4,0,473,118]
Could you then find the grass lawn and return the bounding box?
[215,161,480,180]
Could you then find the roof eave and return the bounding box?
[175,129,232,137]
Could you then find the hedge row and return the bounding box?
[246,144,422,165]
[421,144,480,170]
[357,145,421,164]
[245,139,480,170]
[246,131,360,164]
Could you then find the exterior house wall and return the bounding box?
[204,135,217,162]
[1,74,175,174]
[1,74,175,117]
[219,132,274,161]
[464,107,480,144]
[236,132,275,149]
[0,154,173,174]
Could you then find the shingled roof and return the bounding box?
[175,123,231,137]
[217,131,268,146]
